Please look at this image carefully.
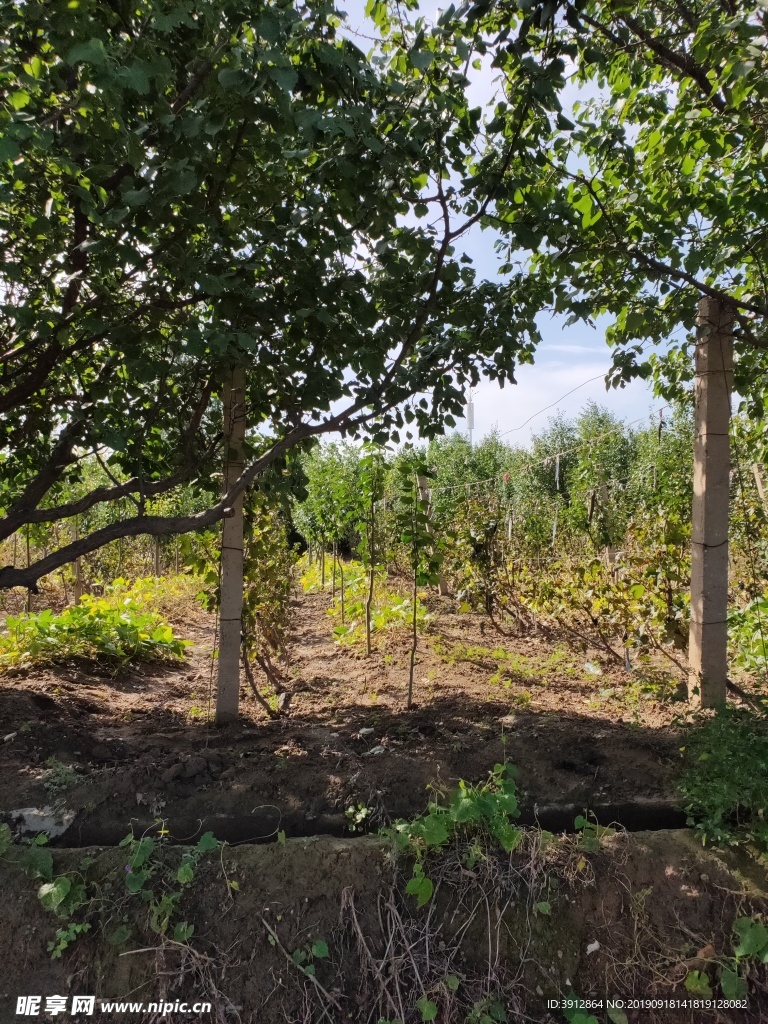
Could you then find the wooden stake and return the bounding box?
[688,296,733,707]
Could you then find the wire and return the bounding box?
[495,335,660,439]
[427,404,672,495]
[498,373,607,436]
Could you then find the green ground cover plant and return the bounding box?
[0,579,189,669]
[680,706,768,853]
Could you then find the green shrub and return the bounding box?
[680,706,768,851]
[729,596,768,674]
[0,585,189,669]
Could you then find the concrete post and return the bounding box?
[688,296,734,706]
[216,365,246,725]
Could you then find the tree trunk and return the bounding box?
[216,365,247,725]
[366,564,374,656]
[417,474,449,596]
[407,571,417,709]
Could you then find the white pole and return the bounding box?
[216,365,247,725]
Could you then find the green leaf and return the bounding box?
[734,917,768,958]
[607,1007,629,1024]
[410,50,435,73]
[9,91,31,111]
[129,838,155,868]
[405,871,433,907]
[218,68,245,90]
[117,64,151,94]
[684,970,712,997]
[416,996,438,1021]
[123,188,151,207]
[536,901,551,915]
[0,136,20,161]
[172,921,194,942]
[270,67,298,94]
[108,924,132,946]
[125,869,150,893]
[196,831,219,853]
[420,814,449,847]
[24,845,53,881]
[177,861,195,884]
[311,940,329,959]
[67,38,108,66]
[256,11,282,44]
[38,876,71,913]
[720,968,748,1000]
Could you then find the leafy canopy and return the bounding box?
[0,0,558,588]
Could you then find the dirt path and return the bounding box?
[1,587,685,844]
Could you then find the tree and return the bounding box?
[0,0,557,590]
[477,0,768,396]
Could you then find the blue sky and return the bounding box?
[337,0,664,445]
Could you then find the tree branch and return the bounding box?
[0,373,214,539]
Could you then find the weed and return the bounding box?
[466,997,508,1023]
[574,813,616,853]
[109,574,204,624]
[287,937,330,978]
[48,921,92,959]
[729,596,768,674]
[0,831,92,957]
[345,804,371,833]
[42,756,80,796]
[118,828,225,943]
[681,914,768,1001]
[385,763,522,906]
[680,705,768,851]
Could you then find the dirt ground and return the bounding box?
[1,830,767,1023]
[0,583,689,845]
